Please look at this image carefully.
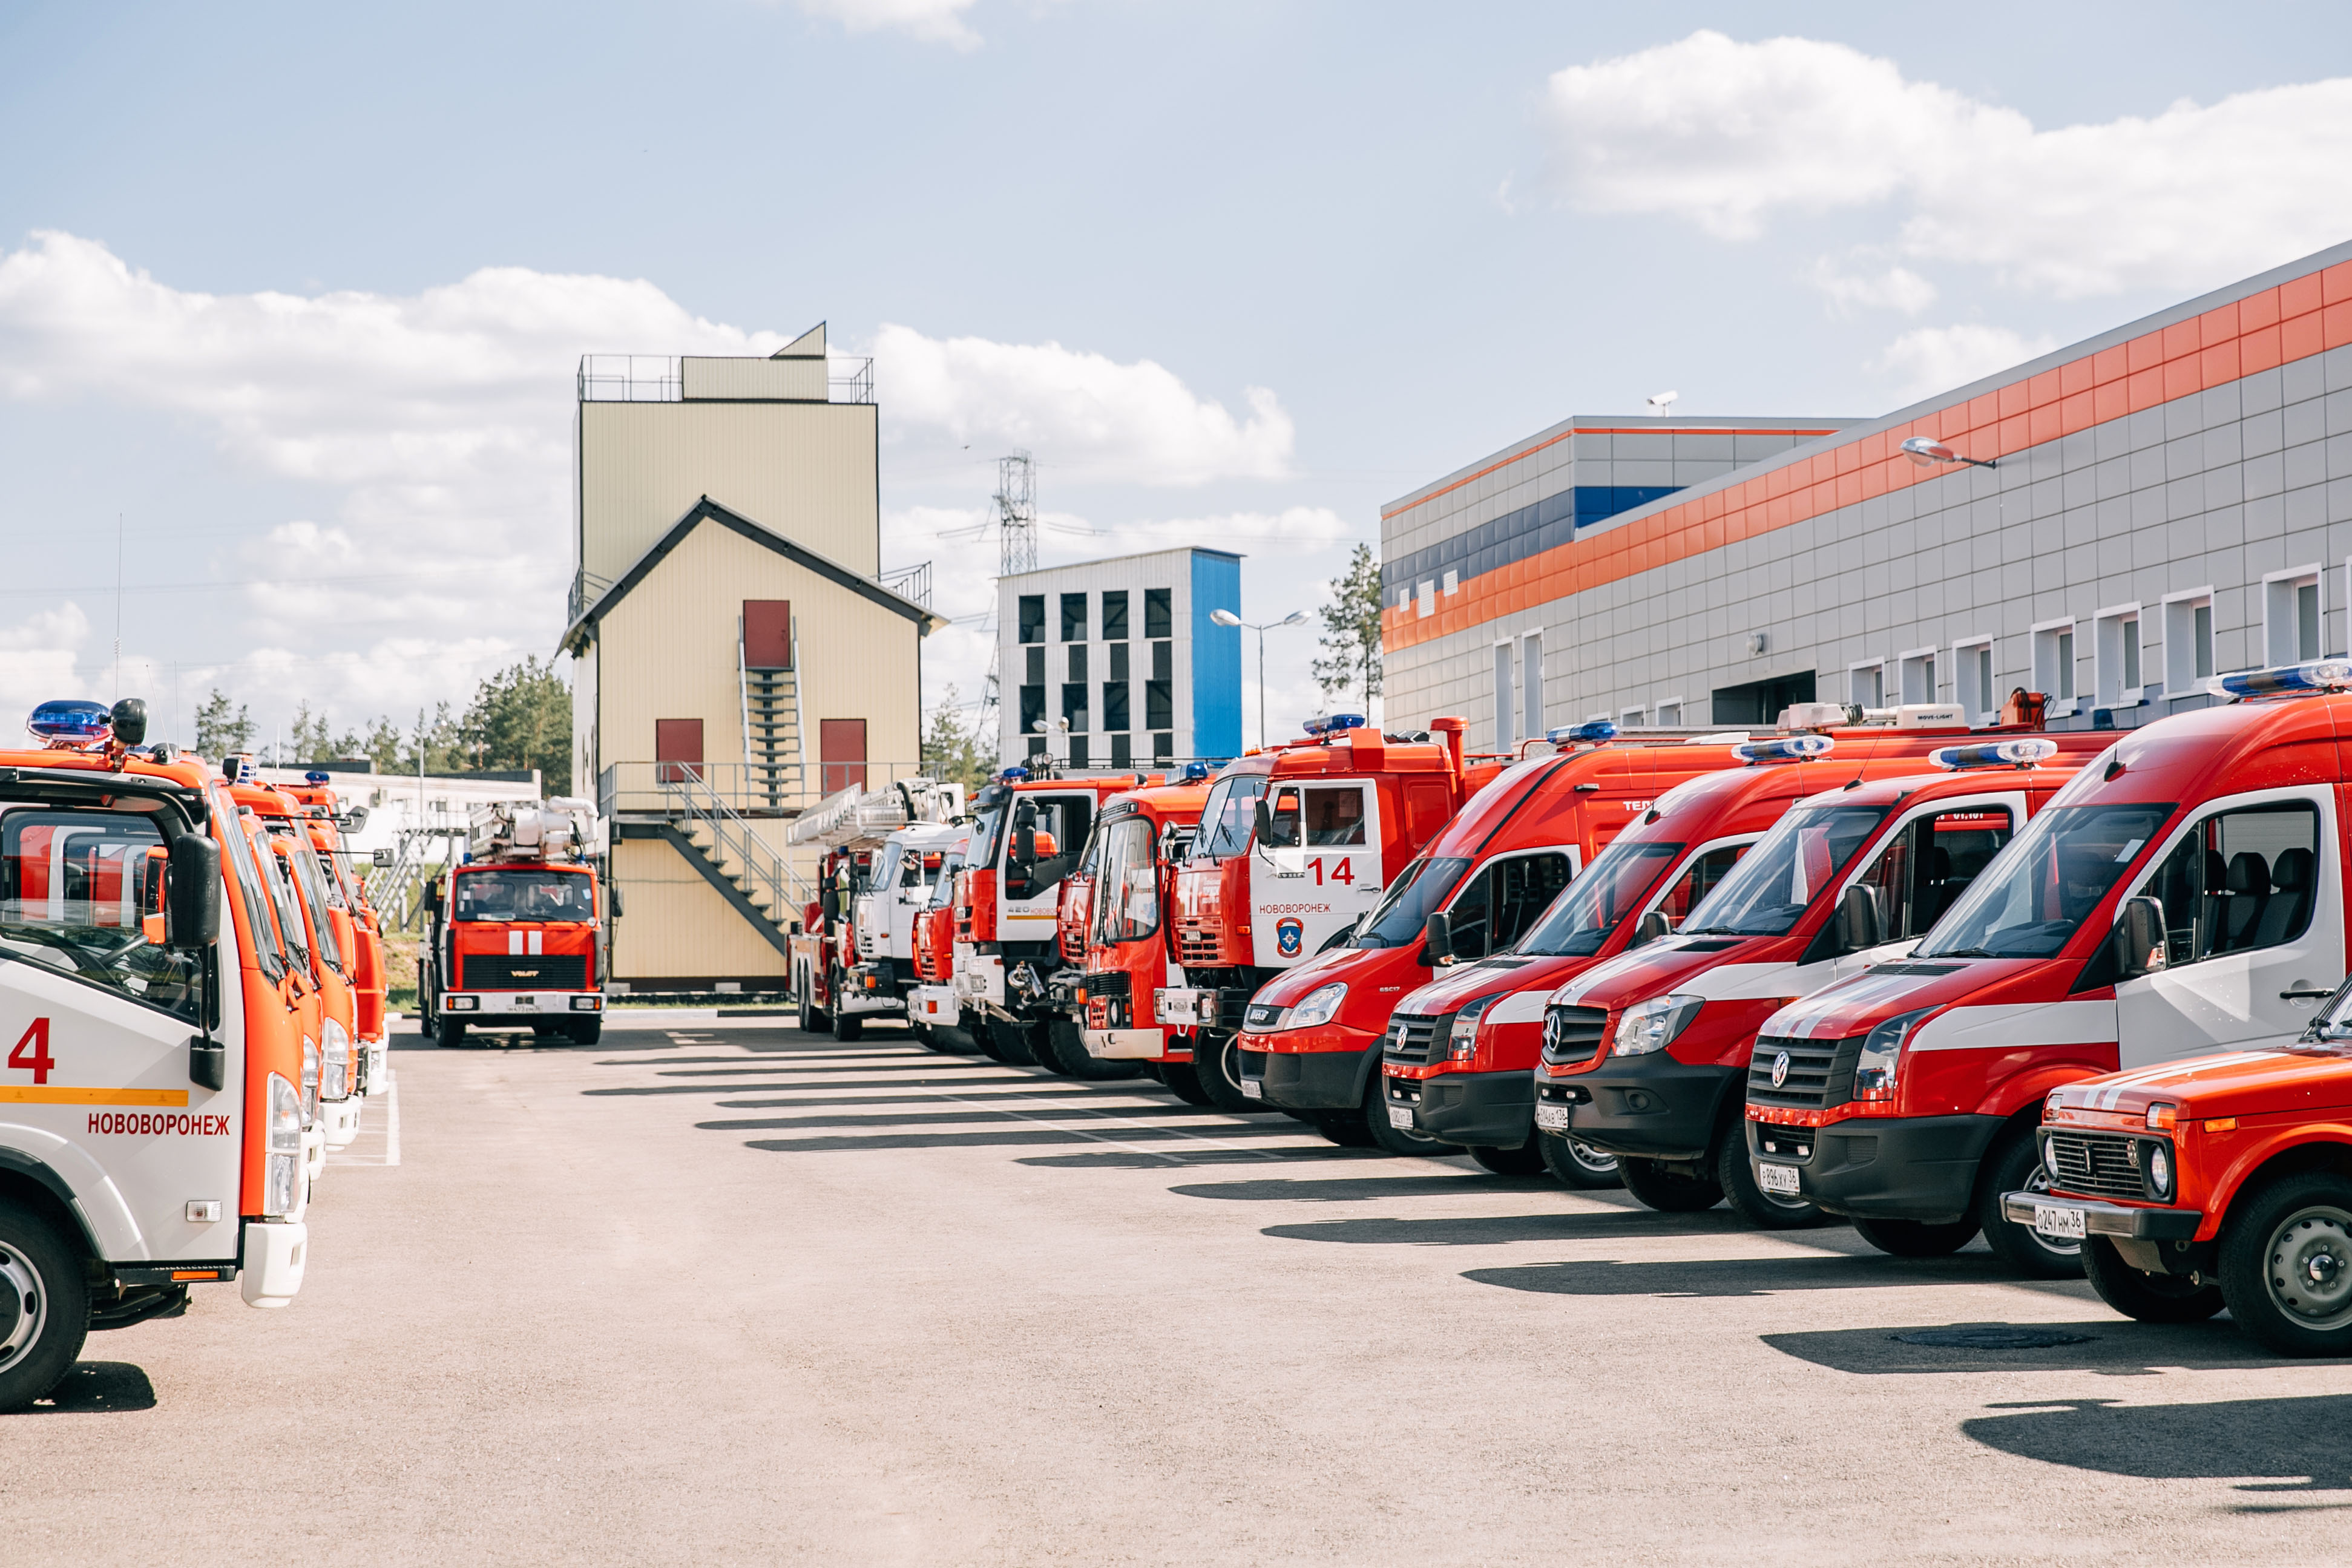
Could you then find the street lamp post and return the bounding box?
[1211,608,1309,750]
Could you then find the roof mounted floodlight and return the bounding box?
[1546,721,1618,747]
[1931,738,2059,770]
[2215,660,2352,698]
[1732,735,1835,765]
[1901,436,1997,470]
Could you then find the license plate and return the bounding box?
[1534,1103,1570,1132]
[511,996,537,1009]
[1387,1104,1416,1130]
[2032,1202,2086,1239]
[1756,1161,1801,1196]
[1240,1078,1263,1100]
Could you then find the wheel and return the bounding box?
[1158,1060,1212,1106]
[1539,1132,1623,1190]
[530,1023,559,1040]
[1618,1156,1723,1213]
[2218,1172,2352,1357]
[797,979,827,1034]
[830,1000,863,1043]
[567,1018,602,1046]
[2081,1235,2225,1324]
[1470,1137,1548,1176]
[1030,1020,1075,1077]
[988,1017,1041,1067]
[1046,1020,1142,1080]
[1718,1130,1835,1229]
[1313,1113,1378,1148]
[912,1022,951,1055]
[1195,1034,1278,1115]
[435,1017,467,1049]
[974,1019,1010,1063]
[1852,1215,1980,1257]
[0,1202,90,1412]
[1976,1129,2084,1278]
[1365,1071,1460,1157]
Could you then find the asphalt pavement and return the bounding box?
[5,1014,2349,1564]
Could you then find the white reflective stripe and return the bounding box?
[1686,962,1806,1002]
[1909,1001,2118,1054]
[508,931,524,956]
[1486,989,1550,1026]
[529,931,543,955]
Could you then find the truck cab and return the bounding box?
[283,775,390,1097]
[787,778,964,1042]
[1073,776,1211,1091]
[906,833,971,1049]
[418,799,606,1049]
[234,782,364,1158]
[848,822,961,1016]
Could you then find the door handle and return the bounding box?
[2281,987,2336,1001]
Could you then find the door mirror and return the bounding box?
[1424,911,1455,965]
[167,835,222,948]
[1838,883,1884,953]
[1633,909,1672,948]
[344,805,369,834]
[2115,894,2167,979]
[820,884,841,922]
[608,884,623,919]
[423,881,442,915]
[1253,796,1276,848]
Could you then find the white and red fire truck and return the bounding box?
[418,798,607,1048]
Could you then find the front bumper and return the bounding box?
[1240,1042,1373,1112]
[1390,1068,1531,1149]
[1999,1190,2204,1241]
[441,990,605,1018]
[239,1219,307,1310]
[908,985,961,1028]
[1559,1054,1738,1163]
[1745,1112,2003,1224]
[1157,985,1251,1031]
[322,1098,361,1150]
[956,953,1006,1006]
[838,966,908,1015]
[1083,1028,1165,1060]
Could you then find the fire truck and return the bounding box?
[907,831,974,1051]
[417,798,606,1048]
[1160,715,1506,1113]
[787,779,962,1042]
[281,773,390,1100]
[1072,775,1213,1095]
[0,698,313,1408]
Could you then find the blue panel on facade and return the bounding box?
[1190,551,1243,759]
[1381,484,1687,603]
[1572,485,1681,524]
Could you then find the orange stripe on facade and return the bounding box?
[0,1085,191,1107]
[1386,260,2352,652]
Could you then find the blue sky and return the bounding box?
[4,1,2351,751]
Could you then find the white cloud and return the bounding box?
[870,323,1295,485]
[1873,324,2058,405]
[795,0,981,50]
[0,605,90,720]
[1807,257,1936,316]
[1545,30,2352,296]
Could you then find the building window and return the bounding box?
[1019,684,1045,738]
[2265,566,2322,665]
[2163,589,2215,697]
[1068,736,1089,769]
[1061,682,1089,733]
[1025,646,1045,686]
[1152,732,1173,764]
[2094,606,2144,709]
[1110,733,1132,769]
[1019,595,1045,645]
[1953,638,1996,722]
[1493,643,1517,750]
[1146,681,1172,730]
[1655,698,1683,727]
[1108,643,1129,681]
[1103,681,1131,732]
[1061,592,1088,642]
[1521,632,1544,740]
[2032,620,2077,712]
[1151,640,1172,681]
[1102,591,1129,641]
[1027,736,1047,758]
[1897,648,1936,706]
[1848,661,1885,710]
[1144,588,1172,640]
[1068,644,1088,684]
[1619,707,1646,728]
[819,718,867,795]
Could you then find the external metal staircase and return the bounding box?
[658,764,809,953]
[740,618,803,813]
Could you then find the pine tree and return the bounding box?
[1312,542,1385,717]
[192,688,255,759]
[460,657,572,794]
[921,685,997,794]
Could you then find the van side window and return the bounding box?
[2136,801,2321,966]
[1858,806,2016,940]
[1444,851,1575,959]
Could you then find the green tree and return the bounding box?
[1312,542,1384,717]
[921,685,996,795]
[362,716,406,773]
[409,702,464,775]
[192,687,255,759]
[461,657,572,795]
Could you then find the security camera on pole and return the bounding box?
[1212,608,1309,751]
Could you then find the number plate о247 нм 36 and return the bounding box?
[2033,1203,2087,1239]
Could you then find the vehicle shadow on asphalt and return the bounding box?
[1266,1209,1775,1245]
[1462,1252,2078,1297]
[1171,1173,1551,1202]
[743,1126,1320,1153]
[1963,1394,2352,1494]
[1019,1146,1399,1168]
[585,1080,1138,1099]
[702,1105,1307,1133]
[1761,1319,2326,1377]
[18,1362,157,1413]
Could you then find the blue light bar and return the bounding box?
[2218,660,2352,697]
[996,766,1030,782]
[1181,761,1211,780]
[1547,721,1618,746]
[1324,713,1365,730]
[304,770,331,784]
[27,699,111,743]
[1301,714,1330,735]
[1932,739,2059,770]
[1732,735,1836,765]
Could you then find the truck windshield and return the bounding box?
[1683,804,1888,937]
[1196,775,1271,861]
[1091,816,1161,946]
[0,805,205,1023]
[1518,837,1684,957]
[258,831,312,970]
[1351,855,1473,949]
[968,805,1007,874]
[924,852,965,911]
[1918,801,2176,959]
[276,827,349,972]
[454,869,595,922]
[870,842,905,891]
[211,787,286,982]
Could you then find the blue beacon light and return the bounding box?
[1931,739,2059,770]
[27,699,112,744]
[1180,761,1212,781]
[2218,660,2352,698]
[1731,735,1836,765]
[1546,721,1618,746]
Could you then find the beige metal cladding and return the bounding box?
[596,518,921,782]
[579,401,879,587]
[608,836,790,978]
[682,356,827,402]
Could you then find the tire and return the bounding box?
[2218,1172,2352,1357]
[1470,1137,1548,1176]
[1159,1060,1212,1106]
[568,1019,602,1046]
[1976,1129,2084,1279]
[1618,1156,1723,1213]
[435,1017,467,1049]
[1030,1021,1075,1077]
[830,996,864,1043]
[2081,1235,2225,1324]
[1046,1020,1142,1080]
[975,1019,1010,1063]
[1852,1215,1980,1258]
[797,979,827,1035]
[1194,1034,1275,1115]
[989,1018,1042,1068]
[530,1023,559,1040]
[0,1202,90,1412]
[1365,1071,1460,1157]
[1313,1113,1378,1148]
[1538,1132,1624,1190]
[1718,1132,1836,1229]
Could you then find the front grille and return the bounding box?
[1177,926,1221,966]
[1540,1005,1608,1067]
[1083,971,1131,1002]
[1384,1014,1442,1066]
[461,954,588,991]
[2046,1130,2147,1201]
[1746,1033,1858,1109]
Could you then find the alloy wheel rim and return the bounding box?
[2265,1204,2352,1330]
[0,1241,46,1374]
[1567,1139,1618,1176]
[2022,1163,2082,1258]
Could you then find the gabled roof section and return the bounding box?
[560,496,945,654]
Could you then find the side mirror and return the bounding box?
[2115,894,2167,979]
[1633,910,1672,947]
[345,805,369,834]
[142,846,168,945]
[371,847,394,868]
[423,881,442,915]
[1253,797,1276,847]
[166,835,222,948]
[1424,910,1455,965]
[1838,883,1884,953]
[607,884,623,919]
[821,884,841,922]
[111,697,147,747]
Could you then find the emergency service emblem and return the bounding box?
[1275,917,1305,957]
[1771,1049,1791,1089]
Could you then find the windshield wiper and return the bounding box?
[1923,946,1997,959]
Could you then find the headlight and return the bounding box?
[1287,983,1347,1031]
[2043,1089,2063,1123]
[264,1152,301,1217]
[322,1019,352,1100]
[1447,997,1495,1063]
[267,1072,303,1155]
[2143,1141,2176,1201]
[300,1038,319,1126]
[1611,994,1703,1057]
[1854,1008,1934,1101]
